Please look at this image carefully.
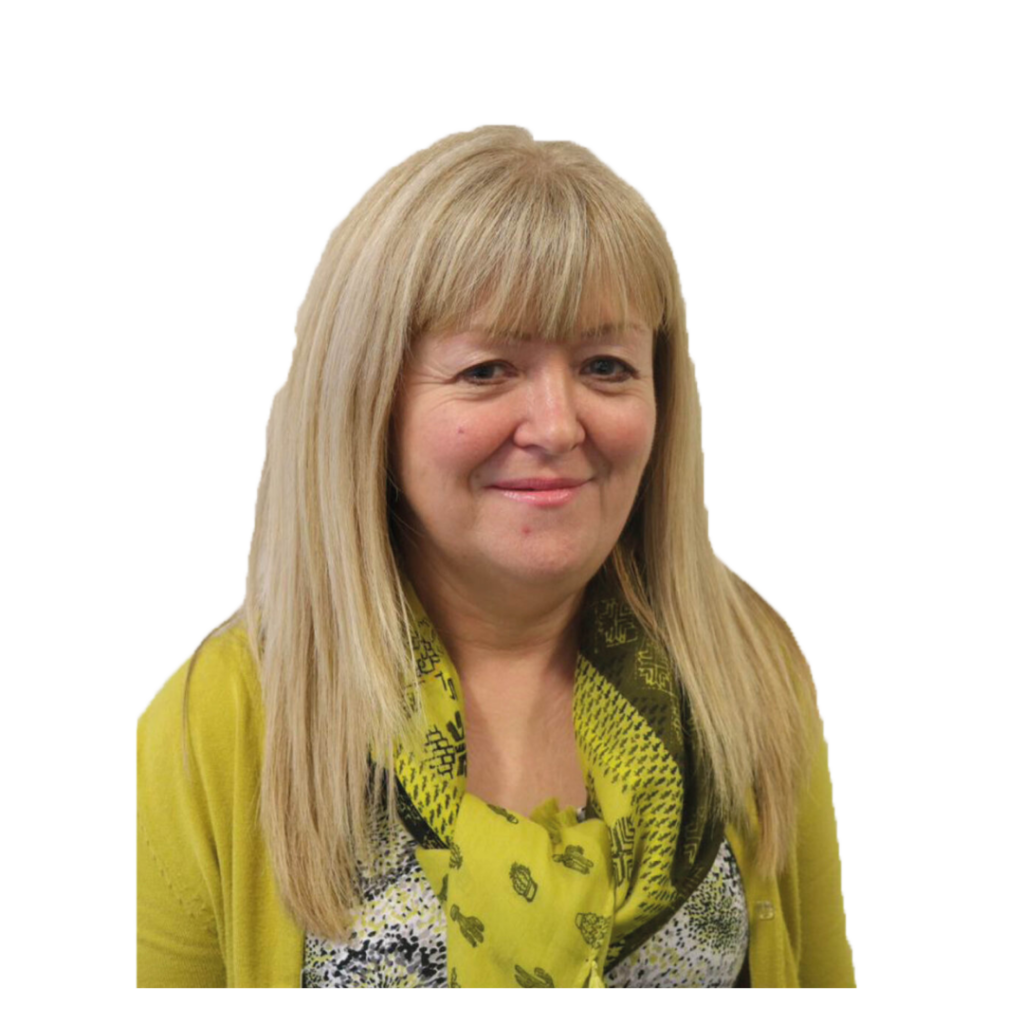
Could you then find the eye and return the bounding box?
[585,356,630,380]
[462,360,509,385]
[460,358,634,385]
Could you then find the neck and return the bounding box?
[399,548,587,691]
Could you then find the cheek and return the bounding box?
[598,405,657,470]
[397,408,496,489]
[451,428,498,477]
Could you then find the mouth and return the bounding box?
[489,477,589,490]
[487,478,589,507]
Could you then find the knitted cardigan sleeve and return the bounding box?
[136,633,247,987]
[789,722,857,987]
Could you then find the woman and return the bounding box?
[137,125,855,987]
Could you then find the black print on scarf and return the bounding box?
[414,627,442,676]
[486,803,520,824]
[439,670,456,701]
[575,912,611,948]
[509,863,538,901]
[553,844,594,874]
[611,816,636,887]
[450,904,485,947]
[585,769,603,820]
[423,710,466,777]
[515,965,554,987]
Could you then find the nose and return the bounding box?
[512,363,586,454]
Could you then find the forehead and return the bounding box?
[413,321,652,367]
[483,291,642,336]
[462,318,649,342]
[421,295,652,348]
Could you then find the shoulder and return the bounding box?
[794,714,839,854]
[138,624,262,811]
[140,624,260,733]
[137,625,261,973]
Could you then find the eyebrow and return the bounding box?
[465,321,647,341]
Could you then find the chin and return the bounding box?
[507,564,586,582]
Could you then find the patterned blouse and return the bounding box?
[302,805,749,988]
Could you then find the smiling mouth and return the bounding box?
[487,481,588,507]
[489,478,589,490]
[497,486,581,492]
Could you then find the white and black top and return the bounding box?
[302,806,749,988]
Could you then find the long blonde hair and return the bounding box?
[182,125,821,941]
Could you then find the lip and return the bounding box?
[487,478,589,508]
[489,477,589,490]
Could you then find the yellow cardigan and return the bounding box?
[137,626,856,988]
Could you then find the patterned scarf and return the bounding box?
[383,572,723,988]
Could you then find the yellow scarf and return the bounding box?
[387,573,723,987]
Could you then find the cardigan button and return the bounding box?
[755,900,775,920]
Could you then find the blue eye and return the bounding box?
[585,356,630,380]
[462,358,634,385]
[464,362,507,382]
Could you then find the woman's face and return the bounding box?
[390,304,657,595]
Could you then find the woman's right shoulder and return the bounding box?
[138,623,263,788]
[137,624,261,986]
